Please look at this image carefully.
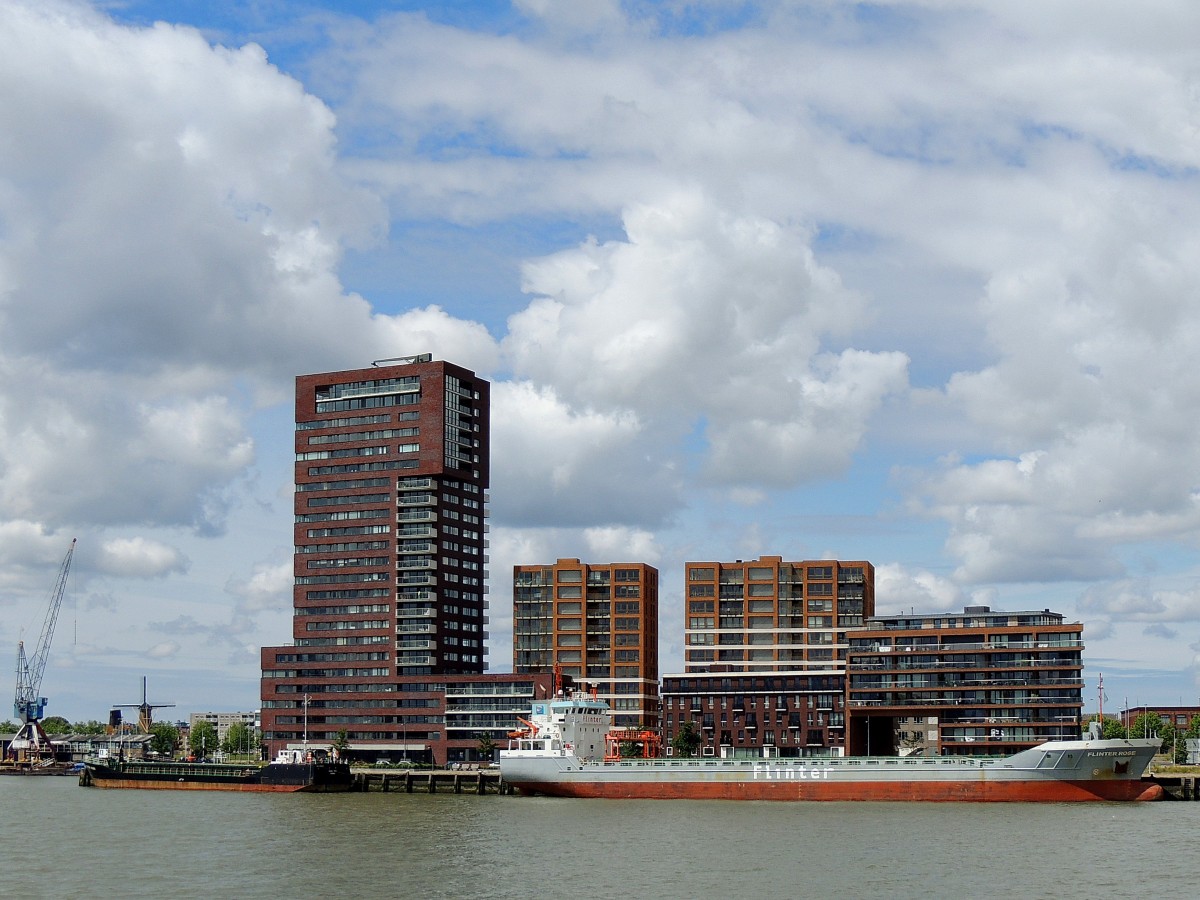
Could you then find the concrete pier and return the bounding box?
[349,768,507,794]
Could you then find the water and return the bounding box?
[4,776,1195,898]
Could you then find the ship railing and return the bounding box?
[605,755,999,769]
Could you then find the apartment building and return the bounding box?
[513,559,659,730]
[262,355,510,760]
[680,556,874,672]
[661,556,875,757]
[845,606,1084,756]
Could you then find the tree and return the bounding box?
[150,723,180,756]
[40,716,72,734]
[331,728,351,758]
[1129,712,1164,743]
[0,721,17,733]
[75,720,108,735]
[476,732,496,762]
[189,720,218,757]
[619,739,641,758]
[1084,714,1126,740]
[224,722,258,757]
[671,720,702,759]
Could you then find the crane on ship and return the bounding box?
[7,538,76,764]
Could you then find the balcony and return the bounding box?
[397,492,437,506]
[396,542,435,554]
[397,477,434,489]
[396,656,436,667]
[397,589,432,601]
[396,556,435,570]
[397,510,436,522]
[396,639,436,650]
[397,624,434,634]
[397,574,433,586]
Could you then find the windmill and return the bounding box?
[113,675,175,733]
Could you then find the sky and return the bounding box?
[2,0,1200,723]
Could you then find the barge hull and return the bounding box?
[84,777,314,792]
[79,760,353,792]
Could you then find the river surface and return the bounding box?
[3,776,1196,898]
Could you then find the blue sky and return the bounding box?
[3,0,1200,722]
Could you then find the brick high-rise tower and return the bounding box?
[261,355,492,754]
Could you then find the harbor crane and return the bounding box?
[8,538,76,762]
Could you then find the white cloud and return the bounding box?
[874,564,964,616]
[0,1,387,537]
[95,537,189,579]
[226,559,293,615]
[373,305,501,373]
[147,640,182,659]
[504,191,908,490]
[7,0,1200,712]
[582,527,661,564]
[490,380,682,527]
[1079,581,1200,624]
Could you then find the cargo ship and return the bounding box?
[79,748,353,793]
[499,692,1163,802]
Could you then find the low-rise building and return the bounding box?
[1118,705,1200,733]
[660,670,845,757]
[261,672,553,766]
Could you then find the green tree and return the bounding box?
[1160,720,1182,761]
[189,720,218,757]
[0,720,17,733]
[671,720,702,759]
[75,720,108,735]
[1084,714,1126,740]
[224,722,259,757]
[476,732,496,762]
[40,716,72,734]
[1129,711,1164,742]
[331,728,351,758]
[150,722,180,756]
[619,739,641,758]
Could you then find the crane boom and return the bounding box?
[13,538,76,723]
